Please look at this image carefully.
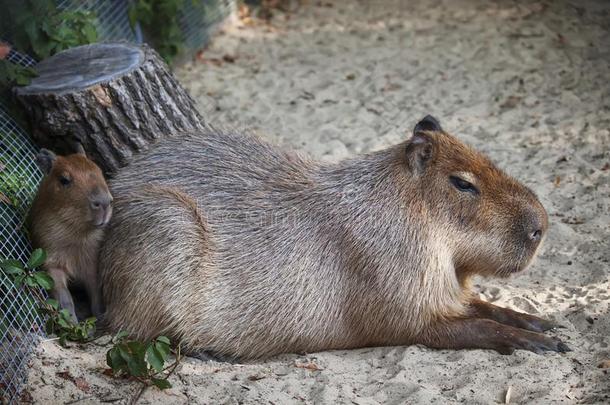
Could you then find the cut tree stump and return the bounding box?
[16,43,208,175]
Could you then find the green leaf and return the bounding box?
[33,272,54,290]
[155,342,170,361]
[151,378,171,390]
[127,341,147,359]
[46,298,59,309]
[44,318,55,335]
[127,342,148,376]
[27,248,47,269]
[24,276,38,287]
[82,23,97,43]
[1,259,24,271]
[146,345,164,372]
[57,309,73,328]
[14,274,25,287]
[0,263,24,276]
[156,336,170,346]
[107,346,125,371]
[117,344,132,363]
[113,330,129,343]
[127,356,148,377]
[58,333,68,347]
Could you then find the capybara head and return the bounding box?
[403,116,548,278]
[35,145,113,228]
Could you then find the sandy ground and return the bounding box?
[23,0,609,403]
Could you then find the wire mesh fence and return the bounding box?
[179,0,235,53]
[0,104,44,404]
[57,0,139,44]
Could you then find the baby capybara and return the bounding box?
[28,144,112,322]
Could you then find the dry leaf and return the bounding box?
[598,360,610,369]
[500,96,522,109]
[56,371,72,381]
[553,176,561,187]
[0,192,12,205]
[74,377,91,393]
[505,386,513,404]
[91,85,112,107]
[294,360,323,371]
[0,42,10,60]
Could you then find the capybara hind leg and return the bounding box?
[420,318,570,355]
[83,271,104,320]
[47,267,78,323]
[186,349,238,364]
[469,299,558,333]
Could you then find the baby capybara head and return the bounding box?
[403,116,548,278]
[35,145,113,228]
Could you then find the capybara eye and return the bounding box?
[59,175,72,187]
[449,176,478,195]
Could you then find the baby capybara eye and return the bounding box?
[58,174,72,186]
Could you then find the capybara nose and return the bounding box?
[524,211,546,245]
[528,228,543,242]
[90,195,113,210]
[90,194,113,227]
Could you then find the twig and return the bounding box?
[128,382,148,405]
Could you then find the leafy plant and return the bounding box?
[37,298,96,346]
[2,0,98,60]
[106,332,178,390]
[1,248,53,290]
[0,127,42,219]
[129,0,185,64]
[0,60,37,87]
[0,248,96,346]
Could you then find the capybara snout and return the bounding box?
[89,188,113,227]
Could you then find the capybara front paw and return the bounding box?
[520,316,560,333]
[509,335,571,354]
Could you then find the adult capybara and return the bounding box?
[28,145,112,322]
[99,116,568,359]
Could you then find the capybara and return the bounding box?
[99,116,568,359]
[28,144,112,322]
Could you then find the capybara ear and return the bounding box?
[73,142,87,156]
[414,115,442,134]
[405,132,434,174]
[35,149,57,174]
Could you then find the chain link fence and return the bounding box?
[0,103,44,404]
[0,1,235,402]
[179,0,235,53]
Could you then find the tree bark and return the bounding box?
[16,43,207,175]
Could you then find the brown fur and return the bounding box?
[27,147,112,322]
[99,116,568,359]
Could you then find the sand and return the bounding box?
[23,1,609,403]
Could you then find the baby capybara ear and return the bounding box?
[414,115,442,134]
[35,149,57,174]
[73,142,87,156]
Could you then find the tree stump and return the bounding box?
[16,43,207,175]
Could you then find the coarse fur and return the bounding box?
[100,116,566,359]
[28,146,112,322]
